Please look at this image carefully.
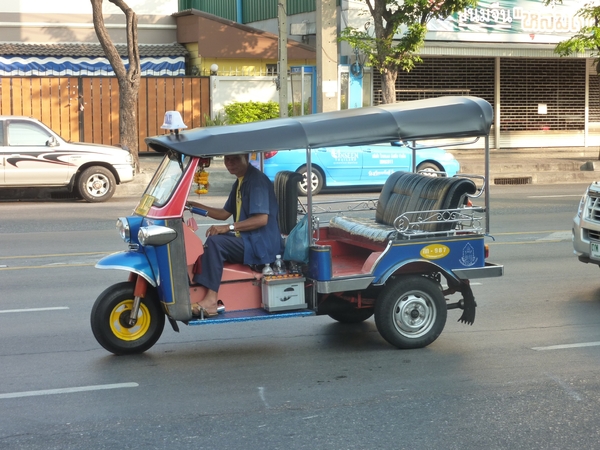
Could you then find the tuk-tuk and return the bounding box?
[91,96,503,355]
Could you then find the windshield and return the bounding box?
[136,153,192,212]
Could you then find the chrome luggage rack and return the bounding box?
[299,197,379,215]
[393,206,485,239]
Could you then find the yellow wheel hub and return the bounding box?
[109,300,151,341]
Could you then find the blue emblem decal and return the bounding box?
[459,243,478,267]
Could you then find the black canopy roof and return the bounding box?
[145,96,493,157]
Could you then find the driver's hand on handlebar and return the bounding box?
[206,224,230,237]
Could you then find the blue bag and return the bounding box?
[283,215,310,264]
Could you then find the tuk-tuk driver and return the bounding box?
[187,153,283,317]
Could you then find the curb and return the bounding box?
[116,155,235,198]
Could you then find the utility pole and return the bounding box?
[277,2,288,118]
[316,0,338,112]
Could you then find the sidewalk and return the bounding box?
[3,147,599,201]
[121,146,600,197]
[117,155,234,198]
[454,146,600,186]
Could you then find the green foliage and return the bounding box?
[288,101,311,116]
[224,101,279,124]
[339,0,477,103]
[203,113,227,127]
[544,1,600,71]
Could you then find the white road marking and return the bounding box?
[0,307,69,314]
[0,382,138,399]
[258,386,270,408]
[545,373,582,402]
[536,231,572,241]
[526,195,583,198]
[532,341,600,351]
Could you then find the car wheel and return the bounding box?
[416,162,445,177]
[297,166,324,196]
[375,275,447,349]
[77,166,116,202]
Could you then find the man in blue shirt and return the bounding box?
[187,153,283,317]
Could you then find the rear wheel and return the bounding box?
[375,276,447,349]
[297,166,324,196]
[328,308,374,324]
[91,281,165,355]
[416,162,444,177]
[77,166,116,202]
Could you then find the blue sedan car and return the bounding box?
[262,141,460,195]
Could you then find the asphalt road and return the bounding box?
[1,184,599,450]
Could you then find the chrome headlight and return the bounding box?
[577,193,587,219]
[116,217,131,242]
[138,225,177,247]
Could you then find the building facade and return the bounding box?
[184,0,596,149]
[0,0,185,76]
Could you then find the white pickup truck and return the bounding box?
[573,182,600,264]
[0,116,134,202]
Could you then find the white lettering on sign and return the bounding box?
[458,4,592,34]
[458,6,513,26]
[368,170,394,177]
[331,149,359,162]
[380,159,394,165]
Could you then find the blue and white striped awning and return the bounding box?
[0,55,186,76]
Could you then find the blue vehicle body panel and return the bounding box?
[137,217,181,306]
[95,251,157,287]
[371,236,485,284]
[153,239,178,305]
[263,142,460,188]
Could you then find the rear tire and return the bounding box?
[91,281,165,355]
[375,276,447,349]
[297,166,324,196]
[416,162,444,177]
[328,308,374,324]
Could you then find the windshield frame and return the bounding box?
[134,152,193,216]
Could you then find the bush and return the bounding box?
[288,101,311,117]
[224,101,280,124]
[203,113,227,127]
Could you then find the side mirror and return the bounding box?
[46,136,59,147]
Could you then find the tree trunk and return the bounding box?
[118,82,140,171]
[380,68,398,104]
[91,0,141,173]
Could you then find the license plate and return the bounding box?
[592,241,600,260]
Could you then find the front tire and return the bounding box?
[375,276,447,349]
[77,166,116,202]
[297,166,324,196]
[91,281,165,355]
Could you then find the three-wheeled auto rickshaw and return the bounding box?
[91,96,504,355]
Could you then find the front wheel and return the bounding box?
[91,281,165,355]
[77,166,116,202]
[375,276,447,349]
[297,166,324,196]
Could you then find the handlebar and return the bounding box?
[186,205,208,217]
